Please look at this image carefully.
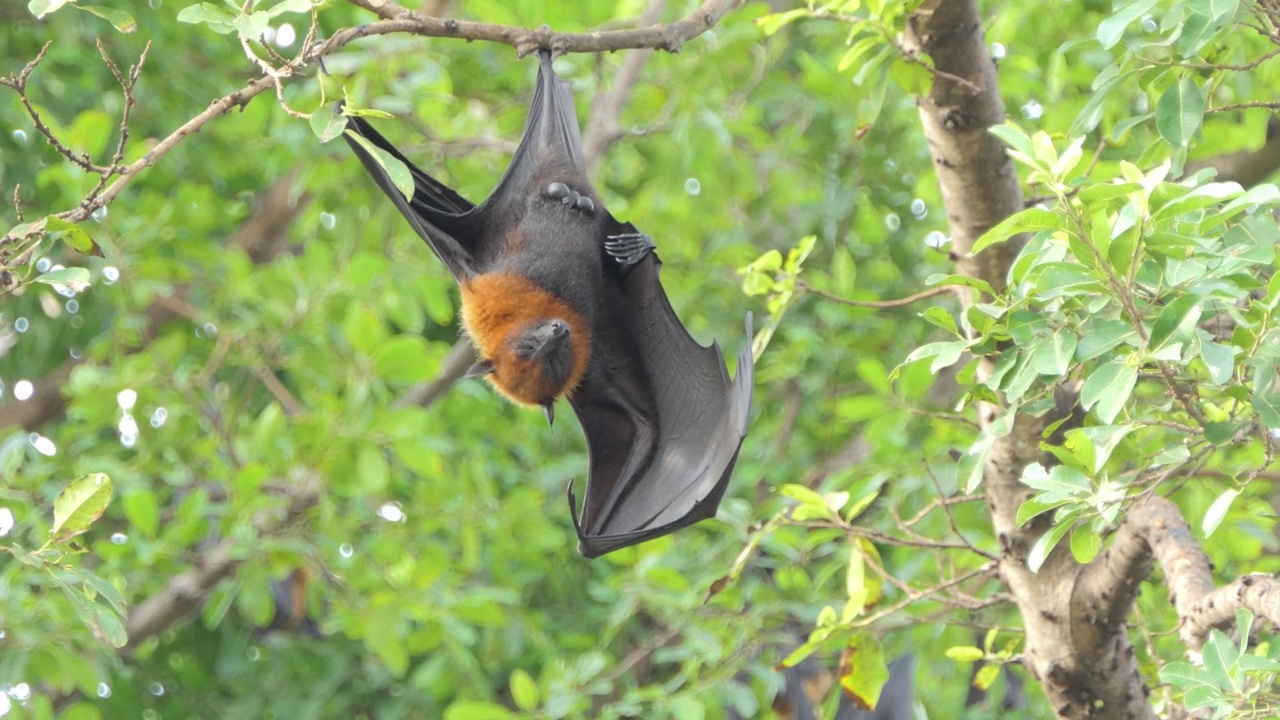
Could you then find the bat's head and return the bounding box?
[514,317,574,381]
[459,272,592,410]
[471,317,590,409]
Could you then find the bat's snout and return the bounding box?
[535,319,571,356]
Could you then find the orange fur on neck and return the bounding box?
[460,271,591,406]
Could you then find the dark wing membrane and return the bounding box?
[342,112,479,281]
[569,247,754,558]
[477,50,587,215]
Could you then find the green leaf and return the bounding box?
[234,10,270,39]
[1097,0,1158,48]
[50,473,113,544]
[920,306,959,335]
[28,0,72,18]
[1016,496,1076,526]
[780,627,833,667]
[1199,341,1235,385]
[74,4,137,32]
[974,664,1001,691]
[310,104,347,143]
[779,484,836,521]
[1072,424,1135,473]
[1201,630,1240,688]
[78,570,127,617]
[263,0,313,17]
[1020,463,1091,495]
[1027,512,1076,572]
[838,633,888,713]
[1178,12,1226,57]
[960,435,994,493]
[1160,662,1215,690]
[45,216,102,256]
[1080,361,1137,424]
[1071,66,1134,136]
[1253,392,1280,431]
[176,2,237,32]
[903,340,966,374]
[837,36,880,73]
[988,124,1034,158]
[1149,294,1202,352]
[1204,421,1245,445]
[356,444,389,494]
[925,273,996,297]
[1187,0,1239,20]
[1030,330,1078,376]
[32,267,91,292]
[509,669,539,712]
[945,646,985,662]
[1155,79,1206,148]
[345,131,415,202]
[756,7,808,35]
[1075,319,1138,361]
[971,208,1068,254]
[1069,526,1101,563]
[1152,183,1242,223]
[1202,489,1238,538]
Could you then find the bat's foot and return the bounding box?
[604,232,655,269]
[544,182,595,214]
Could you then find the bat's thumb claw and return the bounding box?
[542,402,555,426]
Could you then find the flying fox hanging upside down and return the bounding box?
[341,50,753,558]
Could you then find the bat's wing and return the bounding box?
[476,50,587,215]
[342,111,480,281]
[568,235,754,558]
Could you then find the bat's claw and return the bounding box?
[542,401,555,426]
[604,232,656,269]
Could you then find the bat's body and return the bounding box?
[342,51,753,557]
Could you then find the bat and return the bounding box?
[341,50,753,558]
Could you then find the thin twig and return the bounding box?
[797,280,953,308]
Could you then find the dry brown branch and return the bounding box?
[340,0,742,55]
[391,339,477,409]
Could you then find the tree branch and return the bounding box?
[906,0,1155,716]
[340,0,742,55]
[124,475,322,650]
[1088,496,1280,652]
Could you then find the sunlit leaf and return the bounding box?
[75,5,137,32]
[1155,79,1205,148]
[50,474,113,544]
[838,633,888,712]
[1202,489,1238,538]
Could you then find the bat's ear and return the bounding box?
[465,359,495,378]
[541,402,554,426]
